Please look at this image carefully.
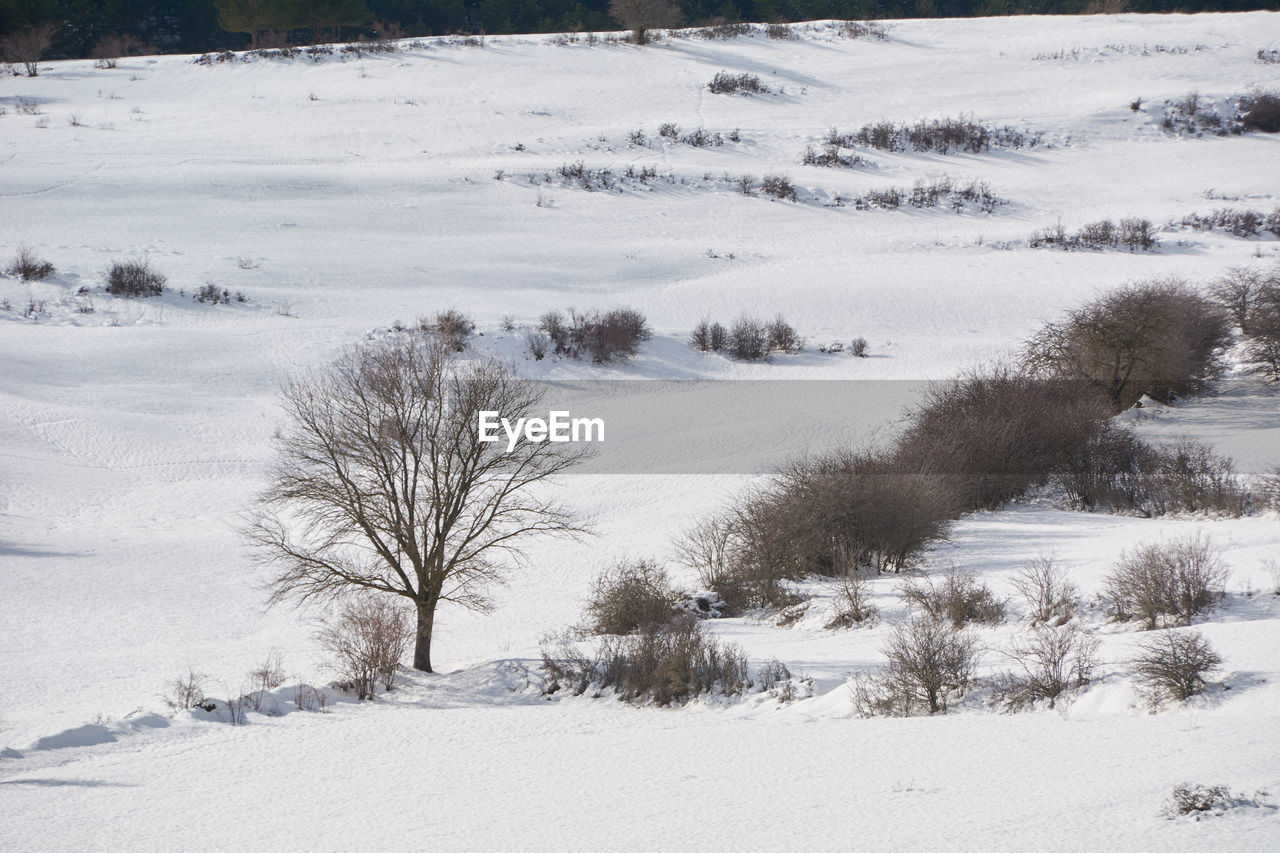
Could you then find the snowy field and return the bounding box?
[3,11,1280,850]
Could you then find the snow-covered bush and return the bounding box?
[583,559,683,635]
[766,315,803,354]
[900,568,1005,627]
[538,306,651,362]
[1132,630,1222,702]
[6,245,54,281]
[727,316,769,360]
[420,309,475,352]
[1009,554,1078,625]
[194,283,230,304]
[246,650,286,712]
[997,622,1099,711]
[1029,218,1158,252]
[853,616,978,716]
[846,116,1040,154]
[161,668,212,714]
[317,595,414,700]
[541,618,751,706]
[761,174,797,201]
[1103,534,1228,629]
[824,573,879,629]
[707,71,768,95]
[106,259,166,297]
[694,314,801,360]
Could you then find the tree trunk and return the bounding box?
[413,602,435,672]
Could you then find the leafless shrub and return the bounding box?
[1139,440,1249,517]
[690,318,713,352]
[802,144,866,169]
[541,619,751,706]
[674,503,804,615]
[584,559,682,635]
[525,330,549,360]
[1118,217,1157,251]
[222,688,248,725]
[1210,264,1277,331]
[1240,88,1280,133]
[162,668,212,713]
[708,71,769,95]
[853,616,978,716]
[246,650,286,712]
[896,369,1112,511]
[317,594,414,700]
[727,316,770,360]
[106,258,165,297]
[1160,783,1262,818]
[901,568,1005,627]
[1180,208,1272,239]
[291,681,324,712]
[850,336,869,357]
[998,623,1099,710]
[1023,278,1232,409]
[1104,534,1228,629]
[825,573,879,629]
[6,245,54,281]
[1233,269,1280,379]
[766,315,803,353]
[765,23,795,40]
[538,306,651,362]
[1010,554,1078,624]
[1030,218,1157,251]
[194,283,230,304]
[1132,630,1222,702]
[836,20,889,41]
[0,21,57,77]
[768,450,958,576]
[421,309,475,351]
[761,174,796,201]
[1263,558,1280,595]
[850,116,1040,153]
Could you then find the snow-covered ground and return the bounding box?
[2,12,1280,849]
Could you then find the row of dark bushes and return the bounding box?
[1178,207,1280,239]
[690,315,801,360]
[825,117,1042,155]
[670,277,1257,612]
[1029,218,1158,252]
[527,307,651,362]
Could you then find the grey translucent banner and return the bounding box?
[502,379,1280,476]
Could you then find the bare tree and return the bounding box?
[608,0,683,45]
[1,21,57,77]
[1022,278,1232,409]
[249,331,587,672]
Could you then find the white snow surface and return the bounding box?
[2,12,1280,850]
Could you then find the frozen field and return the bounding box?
[2,11,1280,850]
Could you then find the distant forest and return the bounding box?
[3,0,1278,59]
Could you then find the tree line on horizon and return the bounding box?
[1,0,1276,60]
